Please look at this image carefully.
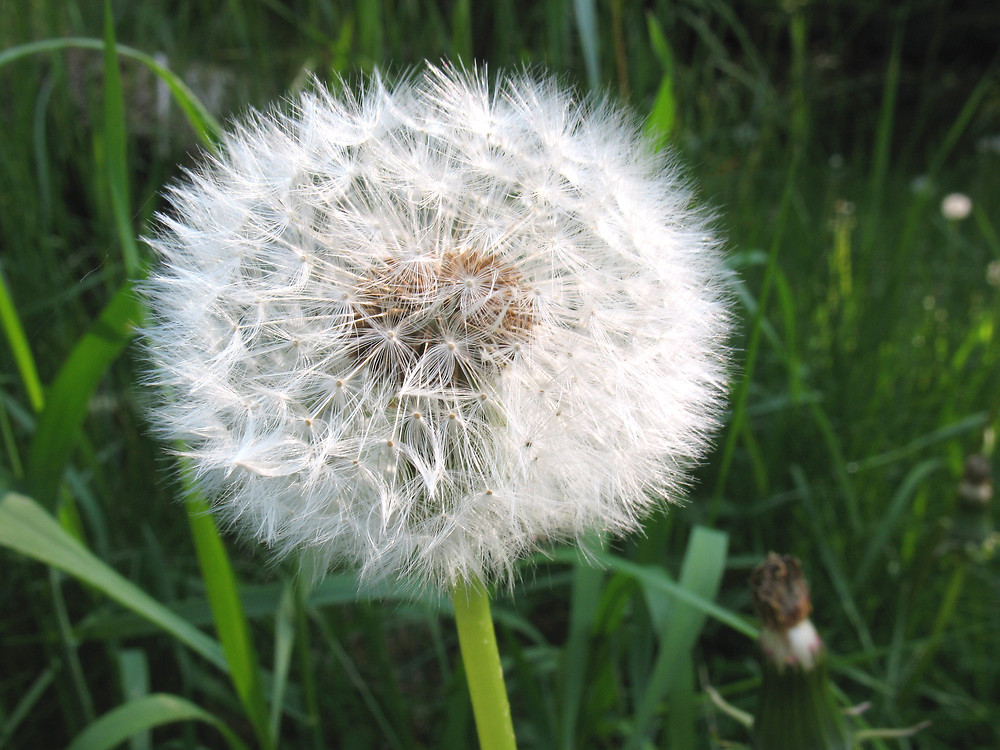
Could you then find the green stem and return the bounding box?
[451,578,517,750]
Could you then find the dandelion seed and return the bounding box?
[143,63,731,591]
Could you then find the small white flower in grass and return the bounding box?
[941,192,972,221]
[142,63,731,591]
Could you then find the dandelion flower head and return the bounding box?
[144,64,731,590]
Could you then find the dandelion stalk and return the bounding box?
[452,578,517,750]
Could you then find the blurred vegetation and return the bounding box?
[1,1,998,748]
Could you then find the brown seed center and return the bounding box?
[348,248,535,387]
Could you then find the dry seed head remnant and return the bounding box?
[143,64,731,590]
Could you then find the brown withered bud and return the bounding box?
[750,553,813,632]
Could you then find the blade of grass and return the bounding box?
[627,526,729,748]
[117,650,151,750]
[25,281,142,510]
[269,580,297,746]
[102,0,140,278]
[644,14,676,149]
[0,264,45,413]
[549,549,758,640]
[309,608,407,750]
[65,694,248,750]
[559,543,605,750]
[451,0,472,64]
[0,39,222,146]
[185,493,273,750]
[790,467,875,654]
[852,458,943,593]
[0,658,59,747]
[573,0,600,90]
[710,149,802,522]
[0,491,226,671]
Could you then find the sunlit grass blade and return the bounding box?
[0,39,222,147]
[627,526,729,748]
[185,493,273,750]
[25,281,142,510]
[644,13,676,148]
[64,694,249,750]
[0,264,45,413]
[0,491,226,671]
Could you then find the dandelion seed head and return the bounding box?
[143,63,732,590]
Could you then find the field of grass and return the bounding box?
[2,1,999,748]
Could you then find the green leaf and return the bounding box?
[25,281,142,509]
[185,494,273,750]
[65,694,248,750]
[0,491,226,671]
[103,1,141,277]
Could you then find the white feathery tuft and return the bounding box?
[142,63,732,591]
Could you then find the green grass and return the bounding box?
[2,1,999,748]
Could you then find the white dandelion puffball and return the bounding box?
[143,64,731,590]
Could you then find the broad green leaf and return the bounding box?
[0,491,226,671]
[65,694,248,750]
[186,494,272,750]
[103,1,141,277]
[25,281,141,509]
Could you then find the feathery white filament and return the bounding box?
[143,64,731,590]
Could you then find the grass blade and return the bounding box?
[0,491,226,671]
[559,556,605,750]
[185,494,272,750]
[269,580,298,745]
[644,13,676,148]
[65,694,248,750]
[102,1,140,278]
[0,264,45,413]
[628,526,729,747]
[0,38,222,146]
[25,281,142,509]
[573,0,600,90]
